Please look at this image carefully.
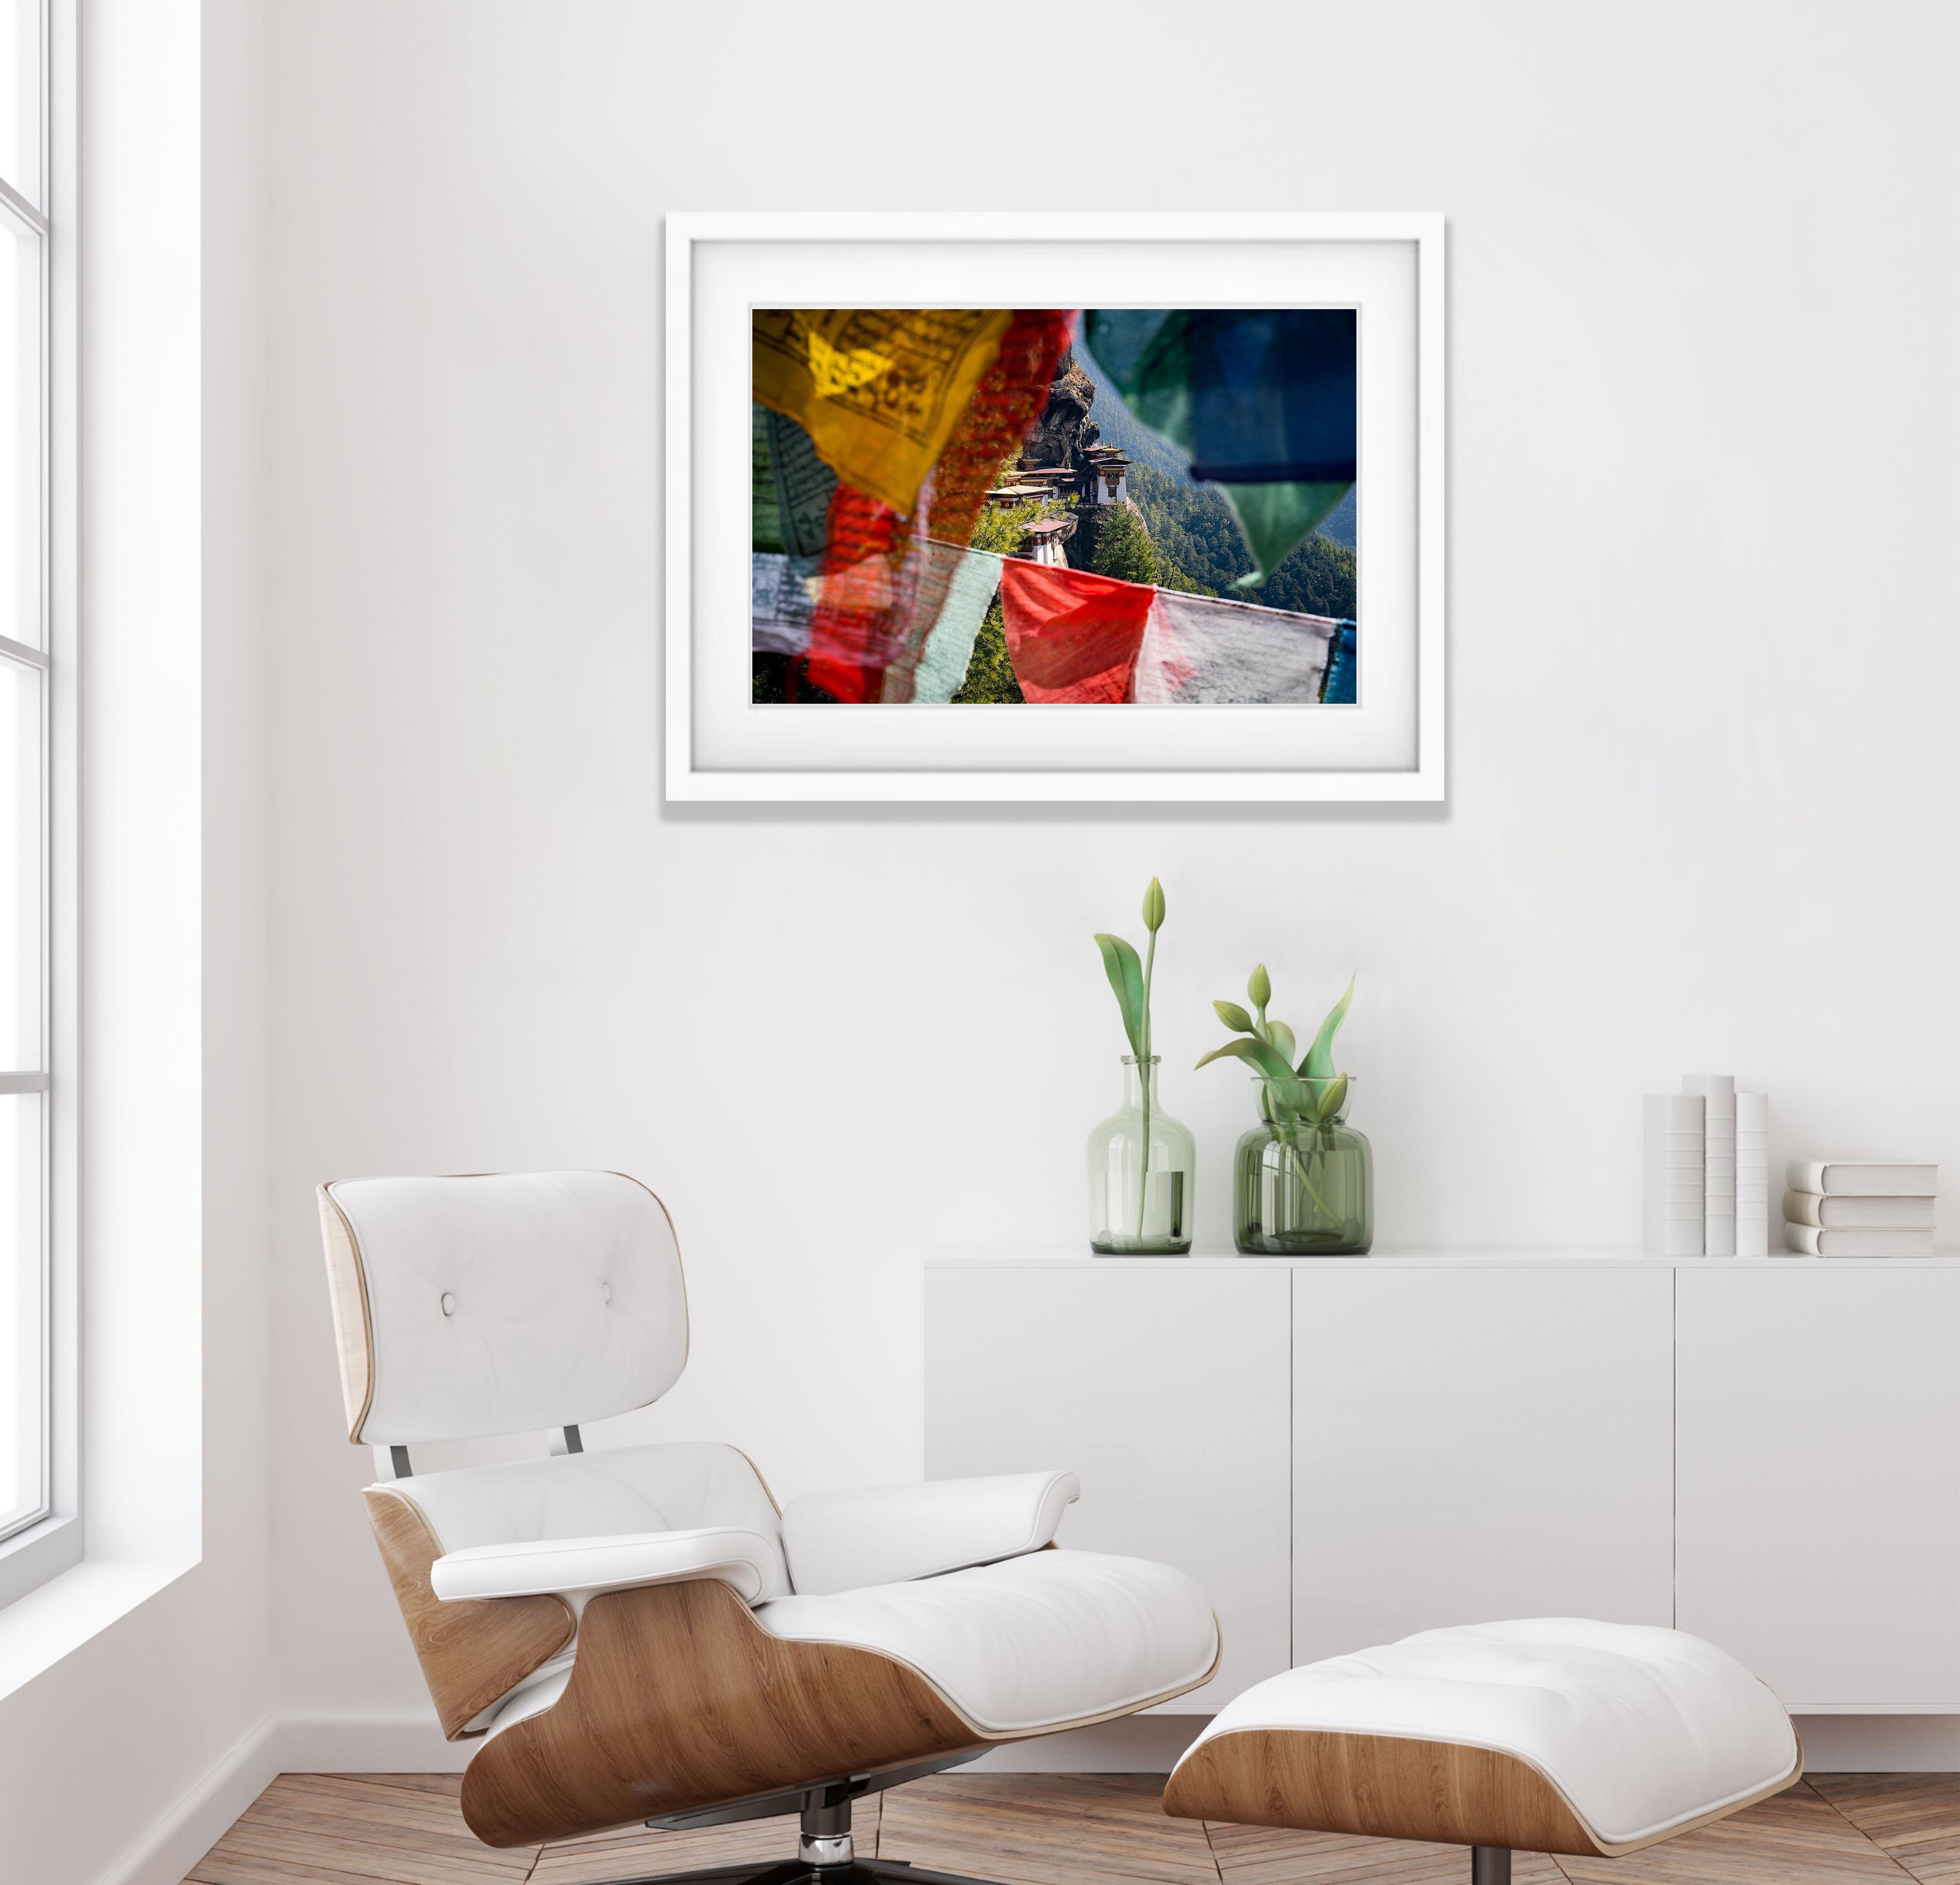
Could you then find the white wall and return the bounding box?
[258,0,1959,1755]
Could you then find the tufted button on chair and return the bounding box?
[319,1170,1220,1883]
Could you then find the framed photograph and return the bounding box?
[665,213,1444,802]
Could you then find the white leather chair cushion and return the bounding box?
[391,1441,790,1599]
[1174,1619,1799,1851]
[433,1526,784,1605]
[780,1471,1081,1596]
[329,1171,687,1444]
[753,1547,1218,1735]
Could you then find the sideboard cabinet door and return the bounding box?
[1676,1264,1960,1709]
[925,1262,1292,1709]
[1293,1264,1676,1665]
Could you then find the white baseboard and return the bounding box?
[92,1713,279,1885]
[273,1709,469,1774]
[1792,1713,1960,1771]
[89,1704,1960,1885]
[966,1713,1207,1772]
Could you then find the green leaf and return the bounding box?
[1195,1039,1261,1072]
[1196,1034,1296,1082]
[1267,1021,1297,1066]
[1247,963,1271,1011]
[1302,974,1356,1080]
[1309,1073,1350,1124]
[1213,999,1255,1033]
[1142,877,1166,933]
[1093,933,1146,1060]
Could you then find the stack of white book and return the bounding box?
[1643,1077,1771,1257]
[1734,1091,1770,1256]
[1643,1094,1704,1256]
[1783,1161,1938,1257]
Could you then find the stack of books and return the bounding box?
[1736,1091,1770,1256]
[1783,1161,1938,1257]
[1687,1076,1736,1255]
[1643,1077,1771,1257]
[1643,1094,1704,1256]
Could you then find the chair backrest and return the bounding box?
[319,1170,689,1445]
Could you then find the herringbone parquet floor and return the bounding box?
[180,1771,1960,1885]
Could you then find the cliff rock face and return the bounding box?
[1019,350,1098,471]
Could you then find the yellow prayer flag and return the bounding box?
[752,309,1013,518]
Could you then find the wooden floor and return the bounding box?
[182,1772,1960,1885]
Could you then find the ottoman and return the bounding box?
[1163,1619,1801,1884]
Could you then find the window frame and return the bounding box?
[0,0,77,1606]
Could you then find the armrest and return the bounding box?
[780,1469,1080,1597]
[430,1525,783,1606]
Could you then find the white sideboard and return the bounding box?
[923,1254,1960,1716]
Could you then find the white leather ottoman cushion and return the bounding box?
[1173,1619,1799,1852]
[754,1547,1219,1736]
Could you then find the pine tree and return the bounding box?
[1089,502,1157,587]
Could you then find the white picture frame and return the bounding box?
[665,212,1445,803]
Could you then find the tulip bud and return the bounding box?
[1142,877,1166,932]
[1248,963,1271,1010]
[1214,1000,1254,1033]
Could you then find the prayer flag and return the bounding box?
[1324,623,1357,704]
[1081,309,1193,453]
[998,561,1153,704]
[753,403,782,553]
[753,309,1014,517]
[751,552,821,657]
[882,543,1005,705]
[1214,479,1355,591]
[804,476,930,688]
[762,406,838,559]
[1132,588,1340,704]
[1187,310,1357,485]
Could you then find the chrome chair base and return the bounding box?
[592,1863,1008,1884]
[594,1760,1008,1885]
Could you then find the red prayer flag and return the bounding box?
[998,561,1154,704]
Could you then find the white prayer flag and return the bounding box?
[1132,588,1340,704]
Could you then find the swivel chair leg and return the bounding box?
[1471,1848,1511,1885]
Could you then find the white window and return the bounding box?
[0,0,64,1576]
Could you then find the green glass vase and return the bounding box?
[1234,1076,1373,1255]
[1087,1056,1195,1255]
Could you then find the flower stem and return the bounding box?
[1286,1123,1334,1225]
[1137,930,1156,1240]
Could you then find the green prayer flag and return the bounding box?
[765,406,839,560]
[1084,310,1195,455]
[910,548,1003,704]
[752,402,784,554]
[1217,481,1353,589]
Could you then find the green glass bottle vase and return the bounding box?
[1234,1075,1373,1255]
[1087,1056,1195,1255]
